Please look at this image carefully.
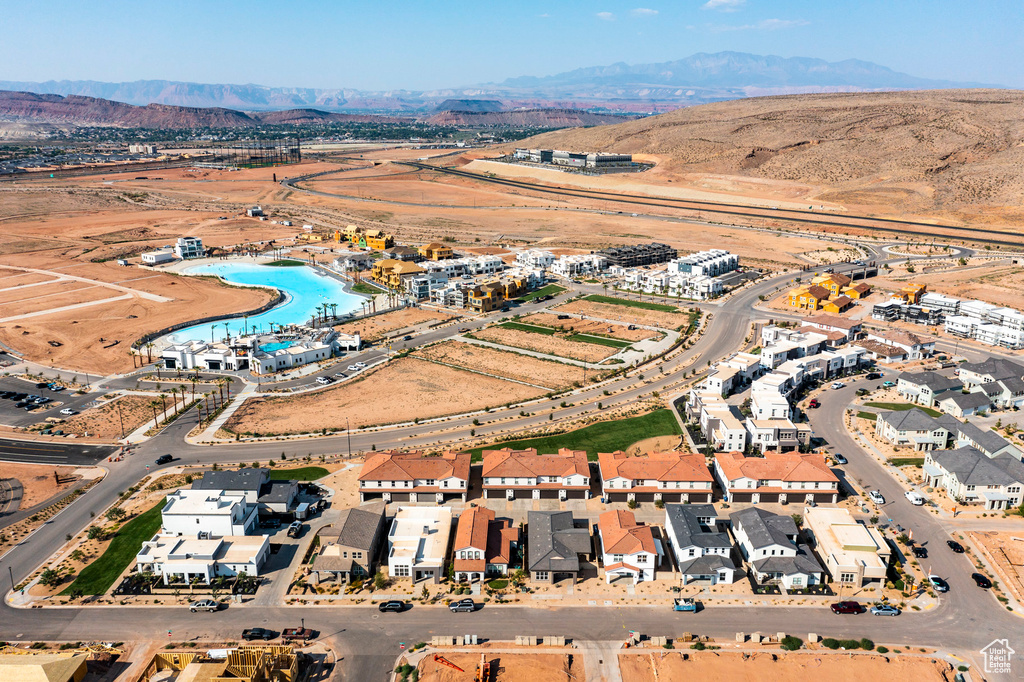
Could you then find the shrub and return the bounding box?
[859,638,875,651]
[821,638,841,650]
[627,499,638,510]
[957,665,968,672]
[38,569,62,587]
[105,507,127,522]
[690,642,706,650]
[780,636,803,651]
[839,639,861,650]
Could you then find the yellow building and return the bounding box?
[363,229,394,250]
[467,283,505,312]
[788,284,831,311]
[418,242,454,260]
[811,273,852,298]
[842,282,872,299]
[297,233,323,242]
[822,295,853,314]
[370,259,424,290]
[899,283,927,304]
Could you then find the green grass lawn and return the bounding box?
[350,282,380,295]
[62,498,165,596]
[583,294,678,313]
[468,409,682,461]
[864,402,941,417]
[891,457,925,467]
[856,411,878,421]
[270,466,329,481]
[566,333,632,348]
[498,321,557,336]
[516,284,567,302]
[265,259,306,267]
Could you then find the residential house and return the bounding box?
[822,295,853,314]
[811,273,852,297]
[897,371,963,407]
[598,450,714,504]
[383,245,423,262]
[873,409,956,451]
[801,314,862,342]
[865,330,935,360]
[937,391,992,418]
[897,283,927,304]
[452,506,519,582]
[854,339,910,364]
[371,258,426,290]
[173,236,205,259]
[527,511,592,584]
[802,506,891,586]
[135,534,270,585]
[953,421,1022,460]
[713,451,839,504]
[744,417,812,453]
[481,448,591,500]
[310,502,387,584]
[159,489,258,537]
[358,450,471,503]
[787,284,831,310]
[730,508,823,590]
[842,282,872,299]
[690,392,749,454]
[663,504,736,585]
[923,447,1024,510]
[969,377,1024,410]
[418,242,454,260]
[597,510,659,584]
[192,468,299,517]
[387,506,452,583]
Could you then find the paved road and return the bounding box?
[0,438,117,465]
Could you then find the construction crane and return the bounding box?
[433,653,464,672]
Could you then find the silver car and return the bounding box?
[189,599,219,613]
[870,604,900,616]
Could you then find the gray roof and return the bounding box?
[193,468,269,491]
[677,553,736,576]
[729,508,798,550]
[258,480,298,504]
[665,504,732,551]
[527,511,592,574]
[752,544,823,577]
[877,408,953,433]
[330,501,386,551]
[931,447,1024,487]
[939,392,991,410]
[1001,377,1024,395]
[959,358,1024,382]
[955,422,1014,455]
[899,371,962,393]
[977,381,1003,397]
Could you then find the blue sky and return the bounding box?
[3,0,1021,89]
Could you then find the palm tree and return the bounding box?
[329,302,338,321]
[223,322,231,341]
[190,376,198,402]
[159,393,167,420]
[145,342,154,363]
[149,400,159,425]
[128,349,137,369]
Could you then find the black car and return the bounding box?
[865,372,883,380]
[971,573,992,588]
[947,540,965,553]
[378,600,407,613]
[912,546,928,559]
[242,627,276,641]
[155,454,173,465]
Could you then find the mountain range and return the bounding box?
[0,51,992,113]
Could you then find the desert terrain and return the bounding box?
[55,394,158,440]
[552,299,693,330]
[470,326,621,363]
[0,462,79,511]
[335,307,456,342]
[413,340,589,390]
[520,313,659,341]
[414,652,583,682]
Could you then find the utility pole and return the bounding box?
[346,417,352,459]
[117,400,125,440]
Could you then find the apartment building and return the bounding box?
[714,451,839,504]
[358,450,471,503]
[598,450,714,504]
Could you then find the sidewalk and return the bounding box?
[190,383,259,443]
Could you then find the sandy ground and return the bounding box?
[870,260,1024,309]
[56,394,160,440]
[618,651,955,682]
[413,340,588,390]
[968,530,1024,605]
[626,435,687,455]
[335,307,456,342]
[521,312,659,341]
[552,299,692,330]
[0,462,79,510]
[223,357,545,436]
[471,326,620,363]
[415,652,583,682]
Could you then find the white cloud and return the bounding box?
[631,8,659,17]
[596,11,615,21]
[712,18,809,31]
[702,0,745,11]
[538,13,550,18]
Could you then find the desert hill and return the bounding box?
[426,108,633,128]
[519,89,1024,222]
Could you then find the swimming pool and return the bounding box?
[258,341,294,353]
[168,262,364,344]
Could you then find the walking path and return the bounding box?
[190,384,259,443]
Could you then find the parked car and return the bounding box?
[155,454,173,465]
[449,598,476,613]
[929,575,950,593]
[59,408,77,416]
[947,540,965,553]
[904,490,926,506]
[865,372,883,380]
[315,377,333,385]
[832,454,848,465]
[808,398,821,409]
[870,604,900,616]
[971,573,992,588]
[287,521,303,538]
[378,600,407,613]
[35,382,49,388]
[912,546,928,558]
[829,601,863,614]
[831,382,845,389]
[242,627,276,641]
[355,362,367,368]
[868,490,885,505]
[882,380,895,388]
[189,599,220,613]
[347,365,360,371]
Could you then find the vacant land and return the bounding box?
[223,357,545,435]
[413,340,586,390]
[0,462,79,511]
[471,326,620,363]
[415,652,584,682]
[618,651,956,682]
[522,312,659,341]
[54,394,156,440]
[969,530,1024,605]
[335,306,455,342]
[553,299,694,330]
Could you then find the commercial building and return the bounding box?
[663,504,736,585]
[512,148,634,169]
[452,506,519,582]
[714,451,839,504]
[358,450,471,503]
[161,327,359,375]
[598,450,714,504]
[387,506,452,583]
[481,447,591,500]
[597,510,660,584]
[802,506,891,586]
[527,511,592,584]
[141,248,175,265]
[311,502,387,584]
[173,236,205,259]
[597,243,676,268]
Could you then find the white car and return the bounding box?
[904,490,925,506]
[831,382,846,389]
[868,490,886,505]
[355,362,367,368]
[315,377,332,385]
[347,365,360,372]
[59,408,77,416]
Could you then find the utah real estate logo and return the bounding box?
[981,639,1014,675]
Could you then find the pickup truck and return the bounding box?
[281,627,315,642]
[242,627,276,641]
[673,598,699,612]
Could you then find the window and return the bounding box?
[688,548,695,557]
[534,571,549,581]
[839,572,856,583]
[343,551,348,558]
[393,565,410,577]
[613,555,624,563]
[425,479,435,485]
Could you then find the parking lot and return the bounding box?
[0,377,99,428]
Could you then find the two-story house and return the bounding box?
[729,507,822,590]
[310,502,387,585]
[527,511,593,584]
[896,371,963,407]
[358,450,471,503]
[159,489,259,537]
[452,506,520,583]
[597,450,714,504]
[714,451,839,504]
[597,510,659,584]
[873,409,957,451]
[923,446,1024,511]
[663,504,736,585]
[481,448,591,500]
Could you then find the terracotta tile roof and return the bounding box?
[482,448,589,480]
[806,285,831,300]
[599,510,656,555]
[358,450,471,484]
[488,522,519,565]
[454,506,494,553]
[453,506,519,572]
[854,340,907,357]
[715,451,838,487]
[799,326,847,343]
[847,282,872,293]
[876,329,926,347]
[598,451,712,483]
[802,314,859,330]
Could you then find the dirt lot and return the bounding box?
[471,326,619,363]
[968,530,1024,604]
[223,357,545,436]
[619,651,956,682]
[521,312,659,341]
[0,462,79,510]
[413,340,589,390]
[552,299,693,330]
[870,260,1024,309]
[415,652,584,682]
[56,394,158,440]
[335,307,456,342]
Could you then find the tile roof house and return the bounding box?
[729,508,822,591]
[865,329,935,360]
[713,451,839,504]
[788,284,832,311]
[897,370,963,406]
[598,450,714,504]
[924,446,1024,510]
[452,506,519,582]
[310,502,387,584]
[874,408,958,451]
[527,511,592,584]
[597,510,660,584]
[664,504,736,585]
[854,339,909,363]
[358,450,471,503]
[481,448,591,500]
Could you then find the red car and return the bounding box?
[830,601,863,615]
[808,398,821,408]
